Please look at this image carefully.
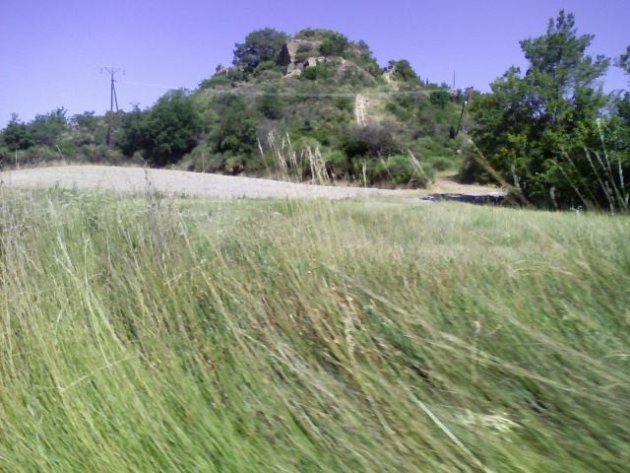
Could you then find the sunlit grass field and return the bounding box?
[0,189,628,472]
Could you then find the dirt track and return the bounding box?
[0,165,502,201]
[0,165,415,200]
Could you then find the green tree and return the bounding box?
[145,89,202,166]
[211,95,258,156]
[615,46,630,126]
[118,106,149,157]
[233,28,288,73]
[388,60,420,83]
[1,114,33,150]
[616,45,630,77]
[469,10,614,208]
[320,32,348,57]
[604,47,630,196]
[29,108,68,147]
[351,40,381,76]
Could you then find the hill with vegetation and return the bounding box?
[1,10,628,210]
[0,28,467,189]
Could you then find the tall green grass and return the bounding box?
[0,189,628,472]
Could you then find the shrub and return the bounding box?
[343,123,400,159]
[257,93,284,119]
[368,154,430,187]
[320,33,348,57]
[430,91,451,109]
[388,60,420,83]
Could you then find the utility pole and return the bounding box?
[102,66,124,147]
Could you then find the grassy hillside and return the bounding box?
[0,189,627,472]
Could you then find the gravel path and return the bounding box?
[0,165,413,200]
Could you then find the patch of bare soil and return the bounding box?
[0,165,502,202]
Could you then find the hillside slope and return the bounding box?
[186,28,470,186]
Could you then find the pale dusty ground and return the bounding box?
[0,165,501,201]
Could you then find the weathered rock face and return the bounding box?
[304,56,327,68]
[276,39,324,75]
[277,40,319,66]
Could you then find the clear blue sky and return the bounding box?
[1,0,628,128]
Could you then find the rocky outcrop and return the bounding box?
[277,40,319,65]
[276,39,326,76]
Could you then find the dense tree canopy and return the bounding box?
[388,60,420,83]
[1,114,33,151]
[211,94,258,156]
[118,90,202,166]
[143,89,202,166]
[29,108,69,147]
[319,32,348,57]
[468,10,628,209]
[232,28,288,73]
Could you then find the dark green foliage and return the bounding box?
[143,90,202,166]
[352,40,381,77]
[343,123,400,159]
[468,10,624,209]
[257,92,284,119]
[118,90,201,166]
[320,32,348,57]
[430,91,451,109]
[293,29,377,75]
[607,46,630,156]
[1,114,33,151]
[294,28,325,40]
[335,96,354,113]
[0,109,71,165]
[28,108,68,147]
[233,28,288,73]
[211,95,258,156]
[388,60,420,83]
[118,106,149,157]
